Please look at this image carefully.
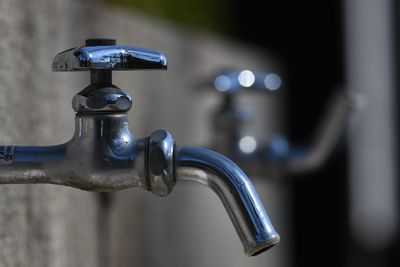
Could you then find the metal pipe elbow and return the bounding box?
[0,124,279,256]
[175,147,280,256]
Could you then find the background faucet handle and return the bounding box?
[210,70,282,94]
[52,38,167,72]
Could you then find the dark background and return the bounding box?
[231,1,347,266]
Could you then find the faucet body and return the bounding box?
[0,113,148,192]
[0,39,279,256]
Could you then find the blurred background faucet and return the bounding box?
[202,70,359,176]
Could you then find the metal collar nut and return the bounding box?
[148,129,175,196]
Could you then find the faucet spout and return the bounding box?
[176,147,280,256]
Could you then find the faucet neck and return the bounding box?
[73,113,130,138]
[90,70,112,85]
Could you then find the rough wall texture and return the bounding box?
[0,1,99,266]
[0,1,288,267]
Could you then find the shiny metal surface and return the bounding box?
[0,114,280,255]
[72,85,133,113]
[176,147,280,256]
[0,40,279,256]
[0,114,149,191]
[148,129,175,196]
[52,45,167,71]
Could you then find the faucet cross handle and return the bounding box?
[52,38,167,72]
[52,38,167,113]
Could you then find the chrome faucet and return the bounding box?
[206,70,358,176]
[0,39,279,256]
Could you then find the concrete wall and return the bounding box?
[0,1,99,266]
[0,1,288,266]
